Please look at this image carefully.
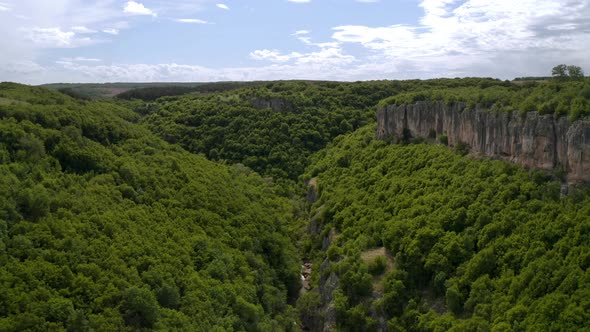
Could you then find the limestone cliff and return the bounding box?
[377,101,590,183]
[250,97,293,112]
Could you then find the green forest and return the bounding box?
[1,77,590,331]
[380,80,590,121]
[0,83,301,331]
[302,126,590,331]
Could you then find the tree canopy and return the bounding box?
[552,64,585,81]
[0,83,302,331]
[1,78,590,331]
[302,125,590,331]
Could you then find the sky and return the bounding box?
[0,0,589,84]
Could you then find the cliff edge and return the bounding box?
[377,101,590,183]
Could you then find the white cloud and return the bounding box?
[292,30,310,36]
[250,49,301,63]
[0,60,46,82]
[216,3,229,10]
[291,31,339,49]
[123,1,156,16]
[247,0,590,80]
[2,0,590,83]
[71,26,97,34]
[546,23,577,31]
[25,27,95,48]
[0,1,210,79]
[339,1,565,56]
[103,28,119,35]
[294,47,355,66]
[0,2,10,11]
[41,61,368,83]
[59,57,102,62]
[175,18,208,24]
[53,62,218,82]
[287,0,311,3]
[328,0,590,77]
[251,33,354,66]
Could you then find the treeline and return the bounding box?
[115,82,267,101]
[513,77,552,82]
[0,83,303,331]
[380,78,590,121]
[300,125,590,331]
[57,88,92,101]
[116,86,198,101]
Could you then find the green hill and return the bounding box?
[1,77,590,331]
[138,78,510,186]
[0,83,302,331]
[301,125,590,331]
[379,78,590,121]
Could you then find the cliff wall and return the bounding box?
[376,101,590,183]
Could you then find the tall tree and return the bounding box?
[567,65,585,80]
[551,64,568,80]
[552,64,585,81]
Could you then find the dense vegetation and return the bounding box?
[115,82,265,101]
[140,78,510,185]
[0,83,302,331]
[139,81,377,184]
[2,74,590,331]
[301,126,590,331]
[380,78,590,121]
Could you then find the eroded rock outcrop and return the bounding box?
[250,97,293,112]
[377,101,590,183]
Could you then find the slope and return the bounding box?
[139,78,510,187]
[301,125,590,331]
[0,83,302,331]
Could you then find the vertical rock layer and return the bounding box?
[376,101,590,183]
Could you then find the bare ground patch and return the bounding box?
[360,247,395,295]
[421,288,448,315]
[0,97,29,105]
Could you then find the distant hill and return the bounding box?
[41,81,271,100]
[41,82,206,99]
[114,81,270,101]
[513,76,552,82]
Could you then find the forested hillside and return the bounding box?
[0,83,302,331]
[138,78,510,186]
[380,78,590,121]
[1,77,590,331]
[301,126,590,331]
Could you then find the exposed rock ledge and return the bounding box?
[376,101,590,183]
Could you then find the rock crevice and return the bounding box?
[377,101,590,183]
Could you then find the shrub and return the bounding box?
[446,284,465,315]
[454,141,470,156]
[368,256,387,275]
[428,128,437,139]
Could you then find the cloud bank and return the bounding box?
[1,0,589,83]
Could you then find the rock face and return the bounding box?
[250,97,293,112]
[318,259,339,332]
[377,101,590,183]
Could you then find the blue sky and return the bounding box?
[0,0,589,84]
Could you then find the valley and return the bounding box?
[1,77,589,331]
